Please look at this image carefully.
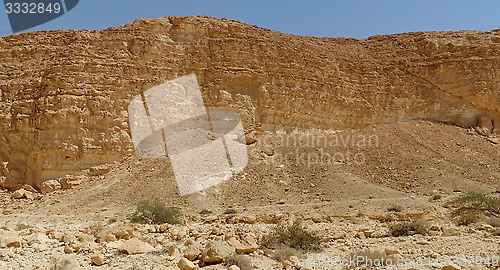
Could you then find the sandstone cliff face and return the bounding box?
[0,16,499,189]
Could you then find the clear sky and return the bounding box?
[0,0,499,38]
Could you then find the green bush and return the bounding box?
[261,220,322,252]
[130,200,181,225]
[389,219,430,237]
[446,192,500,224]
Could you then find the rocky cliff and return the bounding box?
[0,16,499,189]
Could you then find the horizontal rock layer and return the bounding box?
[0,16,499,188]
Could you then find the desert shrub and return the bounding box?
[387,205,403,212]
[16,223,33,230]
[487,217,500,227]
[225,254,254,270]
[130,200,181,225]
[271,246,304,262]
[375,214,395,223]
[261,220,322,252]
[432,194,442,201]
[224,208,238,215]
[389,219,430,237]
[446,192,500,223]
[456,213,480,226]
[199,209,212,215]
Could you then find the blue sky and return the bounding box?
[1,0,499,38]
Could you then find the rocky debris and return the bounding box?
[91,252,105,266]
[184,241,202,261]
[226,234,258,254]
[40,179,62,193]
[56,254,81,270]
[89,164,111,176]
[59,175,86,189]
[118,238,155,255]
[201,241,235,264]
[441,264,461,270]
[177,257,198,270]
[21,184,38,193]
[0,234,22,248]
[11,188,35,199]
[96,225,135,242]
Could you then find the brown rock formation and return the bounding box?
[0,16,499,189]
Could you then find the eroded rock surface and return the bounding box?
[0,16,499,189]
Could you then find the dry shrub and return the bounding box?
[389,219,430,237]
[261,220,322,252]
[225,254,253,270]
[271,246,304,262]
[387,205,403,212]
[446,193,500,224]
[130,200,182,225]
[487,217,500,227]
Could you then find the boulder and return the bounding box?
[226,235,258,254]
[60,175,86,189]
[118,238,155,255]
[40,179,62,193]
[184,242,202,261]
[201,241,235,264]
[91,252,105,266]
[11,188,35,199]
[177,257,197,270]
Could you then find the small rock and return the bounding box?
[385,247,399,255]
[22,184,38,193]
[88,164,110,176]
[331,232,345,240]
[184,242,202,261]
[177,257,197,270]
[201,241,235,264]
[57,254,81,270]
[35,242,49,252]
[62,232,77,244]
[11,188,34,199]
[4,235,22,248]
[40,179,62,193]
[441,264,461,270]
[228,266,240,270]
[416,239,430,245]
[118,238,155,255]
[104,234,117,242]
[60,175,86,189]
[362,230,375,238]
[91,252,105,266]
[442,226,459,236]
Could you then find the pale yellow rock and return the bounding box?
[177,257,197,270]
[91,252,105,266]
[40,179,62,193]
[118,238,155,255]
[184,242,202,261]
[201,241,235,264]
